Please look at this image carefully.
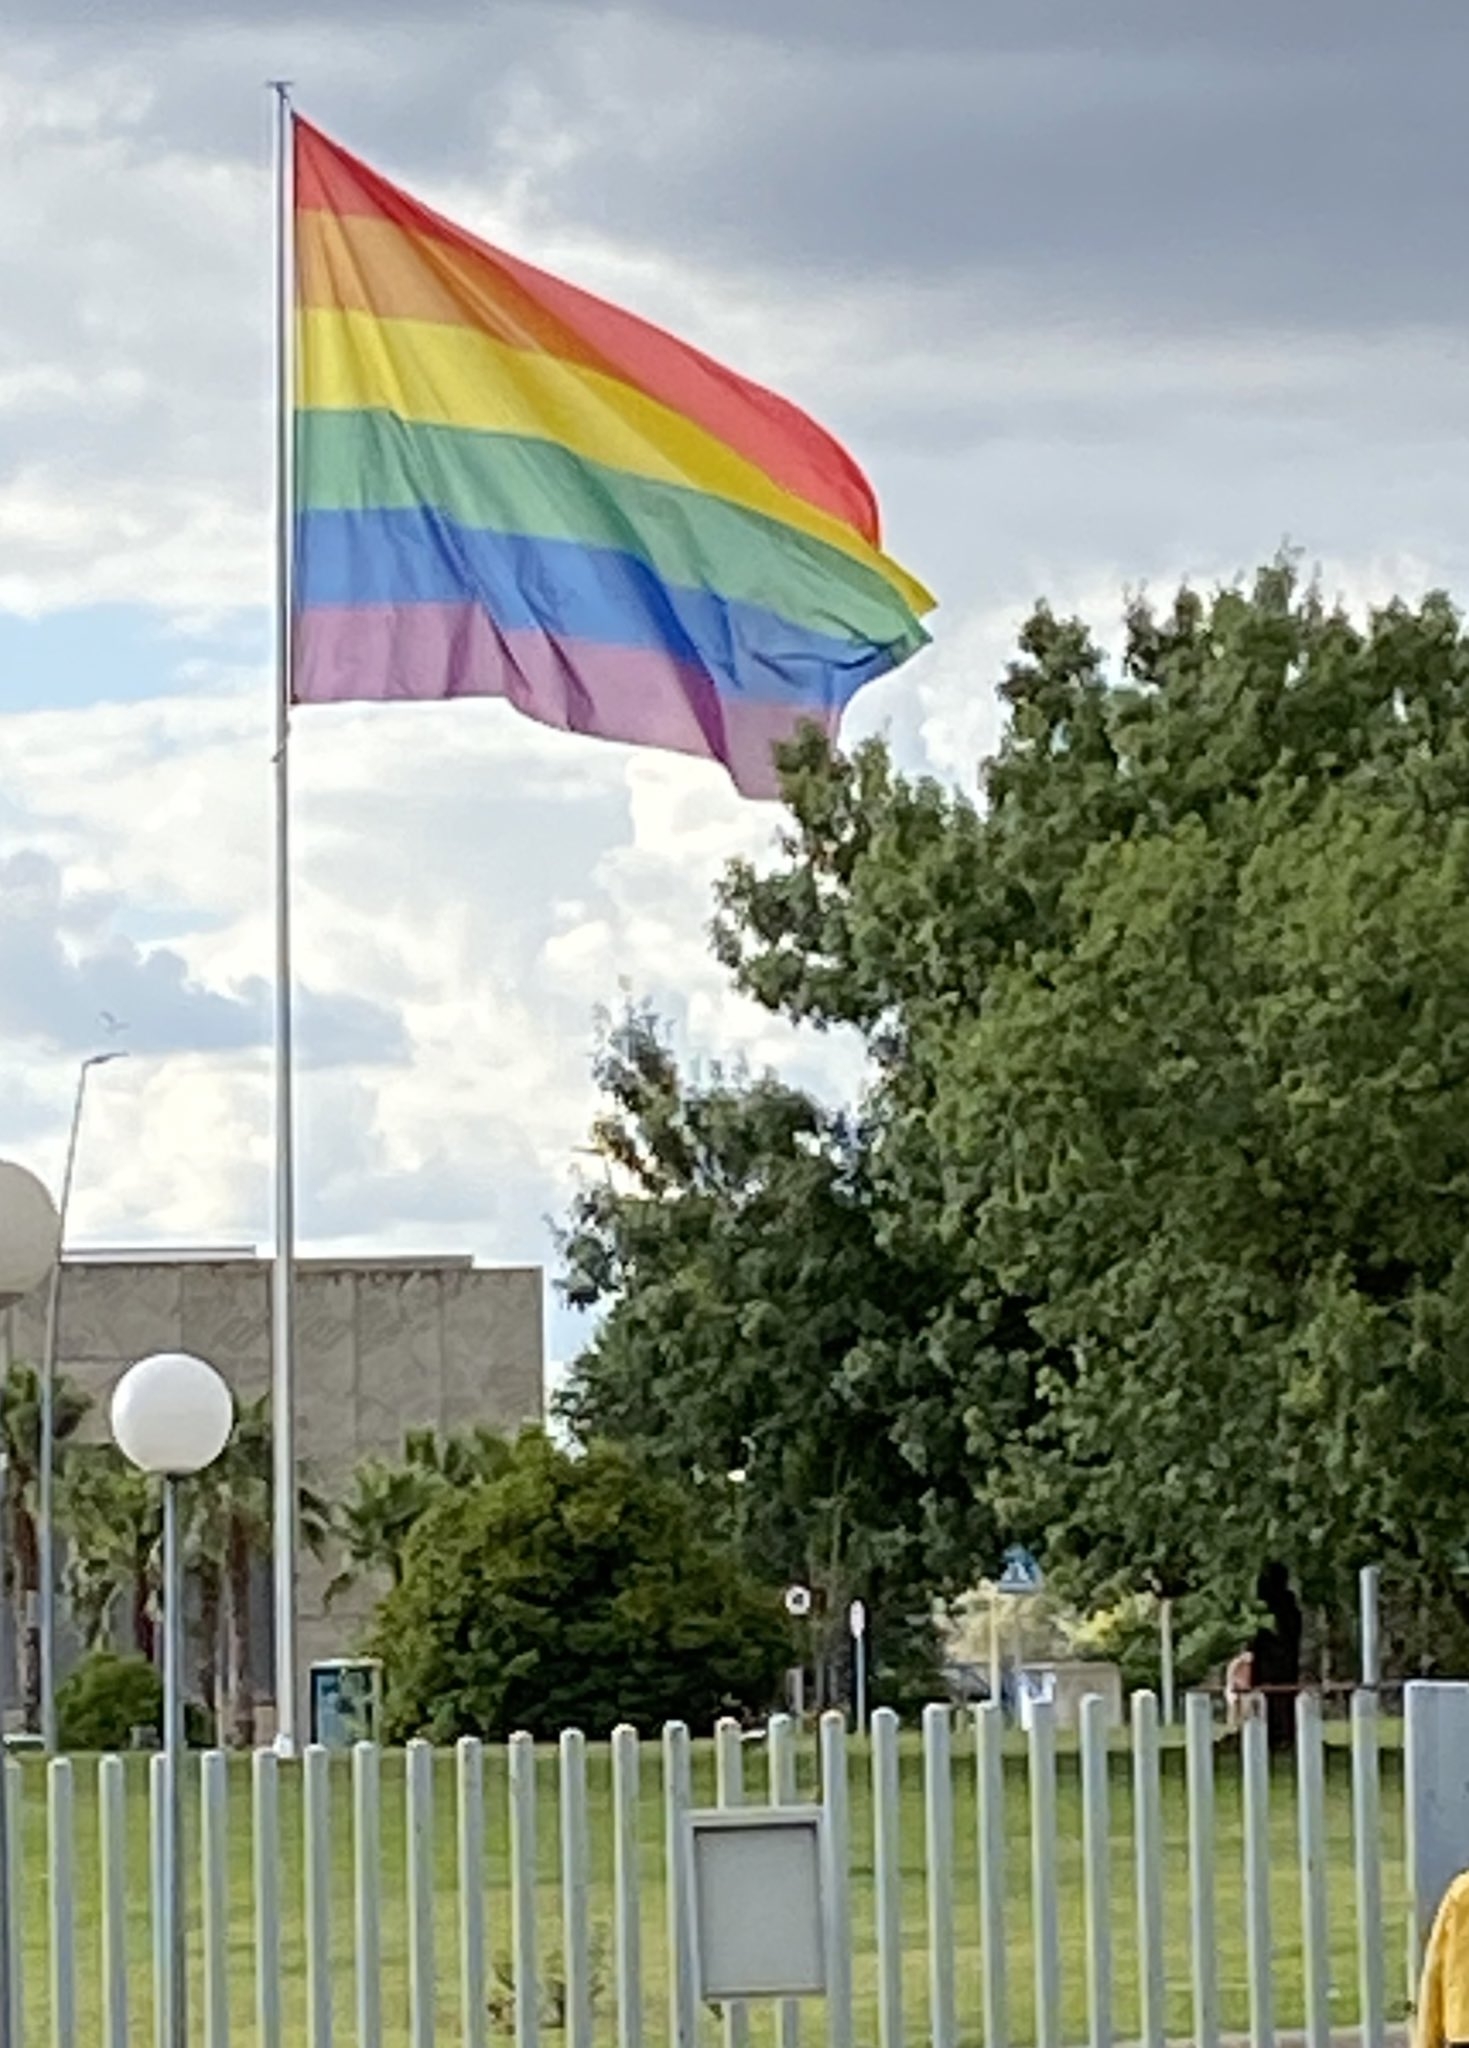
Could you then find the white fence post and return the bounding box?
[923,1704,957,2048]
[769,1713,801,2048]
[509,1731,540,2048]
[48,1755,75,2048]
[976,1702,1007,2048]
[201,1750,230,2048]
[820,1710,853,2048]
[1185,1693,1219,2048]
[561,1729,593,2048]
[253,1748,282,2048]
[1029,1697,1061,2048]
[458,1737,488,2048]
[871,1706,904,2048]
[149,1751,167,2048]
[3,1757,21,2048]
[664,1721,698,2048]
[304,1743,334,2048]
[1079,1695,1111,2048]
[611,1726,642,2048]
[1297,1693,1330,2048]
[406,1738,435,2048]
[716,1718,750,2048]
[353,1742,383,2048]
[1133,1690,1165,2048]
[1353,1689,1386,2048]
[99,1756,129,2048]
[1242,1711,1273,2048]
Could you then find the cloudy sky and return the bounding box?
[4,2,1467,1373]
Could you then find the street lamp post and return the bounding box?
[39,1050,127,1752]
[0,1161,62,2048]
[111,1351,233,2048]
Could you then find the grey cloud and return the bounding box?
[520,25,1469,334]
[14,0,1462,56]
[0,849,407,1066]
[13,1,1469,338]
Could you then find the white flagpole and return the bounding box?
[268,77,301,1756]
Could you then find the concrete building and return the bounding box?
[0,1249,544,1707]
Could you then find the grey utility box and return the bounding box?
[685,1806,828,2002]
[1406,1680,1469,1958]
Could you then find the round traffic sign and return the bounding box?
[784,1583,813,1619]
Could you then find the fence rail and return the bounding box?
[0,1691,1407,2048]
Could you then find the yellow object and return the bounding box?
[1416,1872,1469,2048]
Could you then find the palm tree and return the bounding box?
[184,1399,331,1747]
[58,1444,159,1660]
[419,1424,512,1491]
[0,1363,91,1720]
[330,1424,511,1605]
[330,1458,439,1600]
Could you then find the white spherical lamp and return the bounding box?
[111,1351,234,1476]
[0,1161,60,1309]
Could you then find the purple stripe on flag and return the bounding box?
[293,602,838,798]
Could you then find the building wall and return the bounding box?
[0,1253,544,1702]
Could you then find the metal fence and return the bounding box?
[0,1689,1406,2048]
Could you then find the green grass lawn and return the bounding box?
[4,1726,1409,2047]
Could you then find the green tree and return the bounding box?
[712,563,1469,1663]
[59,1446,158,1661]
[556,1009,1007,1698]
[370,1431,791,1740]
[331,1424,512,1604]
[183,1399,332,1747]
[0,1363,91,1719]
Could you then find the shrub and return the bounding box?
[371,1430,793,1740]
[57,1651,163,1751]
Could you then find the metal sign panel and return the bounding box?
[685,1807,828,2001]
[998,1545,1044,1594]
[1406,1680,1469,1958]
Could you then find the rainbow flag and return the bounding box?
[291,121,934,798]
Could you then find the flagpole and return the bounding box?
[268,76,301,1757]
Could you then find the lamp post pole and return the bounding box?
[39,1050,126,1751]
[111,1349,234,2048]
[161,1472,186,2041]
[0,1158,63,2048]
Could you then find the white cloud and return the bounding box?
[0,686,851,1284]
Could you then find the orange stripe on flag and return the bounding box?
[294,118,883,544]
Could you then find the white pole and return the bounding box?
[988,1589,1002,1716]
[268,76,301,1758]
[162,1476,186,2048]
[849,1601,867,1737]
[1360,1565,1381,1690]
[1159,1597,1176,1727]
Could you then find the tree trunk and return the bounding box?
[14,1507,40,1726]
[1250,1560,1303,1753]
[225,1523,255,1750]
[132,1569,156,1666]
[197,1561,222,1745]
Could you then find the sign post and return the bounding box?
[785,1585,812,1722]
[995,1547,1044,1722]
[849,1599,868,1736]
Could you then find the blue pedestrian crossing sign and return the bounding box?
[998,1546,1044,1594]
